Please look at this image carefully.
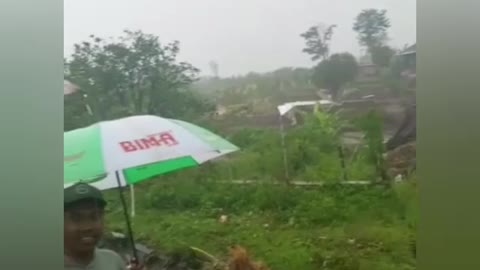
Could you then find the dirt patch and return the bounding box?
[99,232,272,270]
[385,142,416,178]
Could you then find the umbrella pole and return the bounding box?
[130,185,135,218]
[115,171,139,263]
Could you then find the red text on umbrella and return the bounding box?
[119,131,178,153]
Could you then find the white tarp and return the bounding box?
[64,80,79,95]
[277,100,336,116]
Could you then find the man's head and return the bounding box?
[64,183,107,255]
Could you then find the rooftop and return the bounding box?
[399,43,416,56]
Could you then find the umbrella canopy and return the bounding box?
[64,115,239,263]
[64,115,239,185]
[68,149,235,191]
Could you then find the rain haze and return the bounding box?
[64,0,416,77]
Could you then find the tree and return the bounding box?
[312,53,358,100]
[353,9,391,52]
[370,45,396,67]
[64,30,213,130]
[300,23,337,61]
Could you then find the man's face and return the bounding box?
[64,200,105,254]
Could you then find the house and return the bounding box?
[356,54,380,82]
[398,44,416,72]
[357,63,379,81]
[398,43,416,88]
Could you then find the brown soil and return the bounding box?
[385,142,416,178]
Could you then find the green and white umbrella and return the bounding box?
[64,115,239,260]
[64,115,238,186]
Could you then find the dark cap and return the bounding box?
[64,182,107,209]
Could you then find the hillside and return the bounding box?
[192,67,414,144]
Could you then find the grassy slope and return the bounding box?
[104,76,416,269]
[105,179,416,270]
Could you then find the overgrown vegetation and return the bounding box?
[312,53,359,101]
[101,110,416,269]
[106,177,417,270]
[65,9,416,268]
[149,109,385,184]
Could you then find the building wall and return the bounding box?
[356,64,379,82]
[403,53,416,71]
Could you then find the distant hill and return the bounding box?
[190,67,319,107]
[191,65,414,141]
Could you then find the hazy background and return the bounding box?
[64,0,416,76]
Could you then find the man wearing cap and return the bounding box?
[64,183,142,270]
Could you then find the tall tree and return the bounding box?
[300,23,337,61]
[353,9,391,52]
[312,53,359,100]
[370,45,396,67]
[64,30,213,130]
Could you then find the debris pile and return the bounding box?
[99,232,271,270]
[226,245,270,270]
[385,142,416,178]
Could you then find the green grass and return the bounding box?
[105,179,417,270]
[103,118,416,270]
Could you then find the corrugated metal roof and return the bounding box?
[399,44,416,55]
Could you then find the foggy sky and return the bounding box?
[64,0,416,77]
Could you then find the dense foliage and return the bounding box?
[300,23,337,61]
[64,30,214,131]
[312,53,359,100]
[353,9,391,51]
[353,9,396,68]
